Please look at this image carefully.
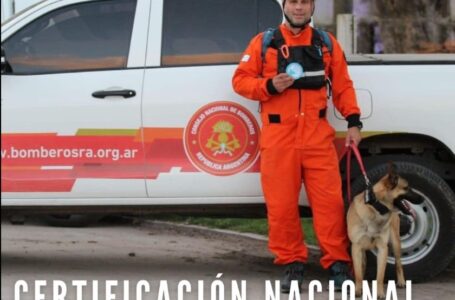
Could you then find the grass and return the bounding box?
[149,215,318,246]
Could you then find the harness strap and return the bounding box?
[270,28,286,50]
[261,27,333,59]
[261,28,275,62]
[314,28,333,53]
[346,142,390,215]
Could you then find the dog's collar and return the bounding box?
[369,200,390,215]
[365,185,390,215]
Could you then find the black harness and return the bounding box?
[364,184,390,215]
[269,28,327,90]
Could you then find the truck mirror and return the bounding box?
[1,46,11,74]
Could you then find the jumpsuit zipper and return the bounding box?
[298,89,302,113]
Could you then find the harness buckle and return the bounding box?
[326,78,332,100]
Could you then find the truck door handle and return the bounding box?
[92,89,136,99]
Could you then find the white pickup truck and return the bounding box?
[1,0,454,282]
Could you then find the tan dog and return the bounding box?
[347,163,424,298]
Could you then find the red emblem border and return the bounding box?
[184,101,260,176]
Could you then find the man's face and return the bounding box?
[283,0,314,27]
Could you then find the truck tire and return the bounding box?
[43,214,103,227]
[348,161,455,282]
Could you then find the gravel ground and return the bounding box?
[2,216,454,300]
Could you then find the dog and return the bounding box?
[347,163,424,298]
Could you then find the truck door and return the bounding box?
[142,0,282,202]
[1,0,150,202]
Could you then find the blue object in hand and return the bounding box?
[286,62,304,80]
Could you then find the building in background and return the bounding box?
[355,0,454,53]
[313,0,455,54]
[312,0,335,27]
[2,0,455,53]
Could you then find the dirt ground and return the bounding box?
[2,217,454,300]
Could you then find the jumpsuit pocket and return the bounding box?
[260,120,297,150]
[319,118,336,142]
[299,117,336,150]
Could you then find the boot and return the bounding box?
[329,261,353,291]
[281,261,305,294]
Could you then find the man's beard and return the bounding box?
[284,13,311,29]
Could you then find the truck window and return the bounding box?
[161,0,282,66]
[2,0,137,74]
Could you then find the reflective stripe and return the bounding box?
[303,70,325,77]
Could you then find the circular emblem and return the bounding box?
[184,101,260,176]
[286,62,304,79]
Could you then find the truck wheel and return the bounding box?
[348,161,455,282]
[43,214,103,227]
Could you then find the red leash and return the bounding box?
[346,142,372,204]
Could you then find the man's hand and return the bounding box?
[272,73,295,93]
[345,126,362,147]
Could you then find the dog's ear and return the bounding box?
[386,162,399,190]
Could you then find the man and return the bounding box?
[232,0,362,293]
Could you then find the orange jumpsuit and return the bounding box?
[232,24,360,269]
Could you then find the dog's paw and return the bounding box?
[397,279,406,288]
[378,291,386,299]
